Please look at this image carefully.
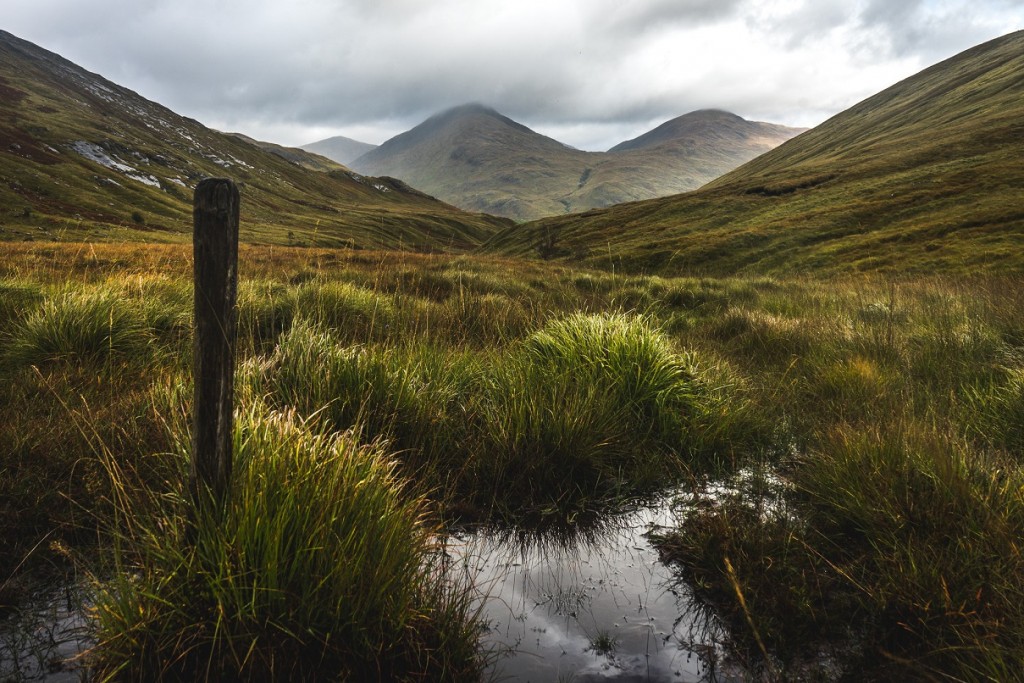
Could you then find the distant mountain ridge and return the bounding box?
[0,30,509,248]
[226,133,349,173]
[349,104,804,221]
[488,30,1024,276]
[301,135,377,165]
[608,109,800,152]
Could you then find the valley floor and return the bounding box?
[2,242,1022,680]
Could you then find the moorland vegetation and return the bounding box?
[2,243,1022,680]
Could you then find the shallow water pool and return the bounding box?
[446,496,745,682]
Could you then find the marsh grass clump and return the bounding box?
[965,368,1024,453]
[6,287,150,367]
[793,424,1024,679]
[587,630,618,657]
[297,280,397,342]
[471,313,726,519]
[236,281,297,352]
[533,314,703,435]
[92,405,482,681]
[249,321,434,455]
[129,276,192,345]
[660,423,1024,680]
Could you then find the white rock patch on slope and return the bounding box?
[70,141,161,188]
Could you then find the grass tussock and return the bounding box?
[91,404,482,681]
[7,287,151,367]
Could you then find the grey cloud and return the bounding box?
[855,0,1018,61]
[5,0,1022,149]
[747,1,854,49]
[595,0,746,33]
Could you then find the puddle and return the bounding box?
[446,495,747,682]
[0,582,92,682]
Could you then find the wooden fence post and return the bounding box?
[189,178,239,521]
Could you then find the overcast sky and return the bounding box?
[5,0,1023,151]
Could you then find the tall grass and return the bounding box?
[0,280,43,330]
[965,367,1024,453]
[244,312,746,522]
[468,312,746,521]
[92,403,483,681]
[249,320,437,454]
[792,423,1024,679]
[6,287,150,367]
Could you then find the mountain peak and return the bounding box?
[350,103,570,178]
[608,110,802,153]
[301,134,377,165]
[434,102,502,118]
[416,103,537,138]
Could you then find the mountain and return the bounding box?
[489,31,1024,276]
[349,104,803,222]
[302,135,378,166]
[350,104,589,221]
[0,31,510,249]
[226,133,348,173]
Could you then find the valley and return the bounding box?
[1,25,1023,683]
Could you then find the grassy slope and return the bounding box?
[0,31,511,250]
[491,31,1024,276]
[351,105,802,222]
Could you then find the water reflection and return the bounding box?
[0,582,91,682]
[445,496,745,682]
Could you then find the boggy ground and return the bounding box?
[1,242,1022,680]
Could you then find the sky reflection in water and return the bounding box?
[445,496,744,682]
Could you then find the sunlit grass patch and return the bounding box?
[0,279,43,329]
[965,367,1024,455]
[707,307,815,363]
[248,320,426,445]
[297,280,397,342]
[236,280,297,352]
[468,312,748,520]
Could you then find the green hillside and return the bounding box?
[490,31,1024,275]
[0,31,510,250]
